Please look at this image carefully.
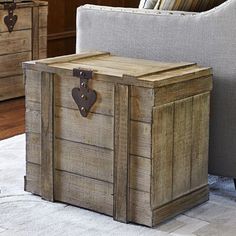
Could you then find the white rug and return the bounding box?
[0,134,236,236]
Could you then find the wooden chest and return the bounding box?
[23,52,213,227]
[0,0,47,101]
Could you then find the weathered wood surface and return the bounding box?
[55,138,113,183]
[155,76,212,106]
[32,6,39,60]
[152,103,174,208]
[0,75,24,101]
[152,185,209,227]
[191,92,210,190]
[113,84,130,223]
[172,98,192,199]
[25,70,41,103]
[0,30,31,55]
[55,75,115,116]
[29,53,212,89]
[55,106,114,150]
[26,132,41,165]
[40,72,54,201]
[0,1,47,101]
[25,162,41,196]
[54,170,114,216]
[0,7,32,33]
[25,52,212,227]
[0,52,31,78]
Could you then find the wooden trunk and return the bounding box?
[0,0,47,101]
[23,52,213,227]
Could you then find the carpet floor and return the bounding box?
[0,134,236,236]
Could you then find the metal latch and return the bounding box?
[4,2,17,33]
[72,69,97,117]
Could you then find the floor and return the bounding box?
[0,98,25,141]
[1,134,236,236]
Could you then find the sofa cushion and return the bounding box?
[155,0,226,11]
[139,0,158,9]
[139,0,226,11]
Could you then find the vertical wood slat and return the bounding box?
[32,6,39,60]
[113,84,130,223]
[151,103,174,208]
[191,92,210,189]
[172,97,192,199]
[41,72,54,201]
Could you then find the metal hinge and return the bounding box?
[72,68,97,117]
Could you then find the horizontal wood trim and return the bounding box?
[152,185,209,226]
[0,51,32,78]
[48,30,76,41]
[0,75,24,101]
[54,169,114,216]
[0,30,32,56]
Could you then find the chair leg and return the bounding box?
[234,179,236,190]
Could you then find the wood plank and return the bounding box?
[130,121,151,158]
[32,6,39,60]
[54,75,114,116]
[131,86,154,123]
[191,93,210,189]
[39,48,47,59]
[149,67,212,87]
[39,27,47,50]
[54,170,113,216]
[55,106,114,150]
[173,98,192,199]
[152,185,209,226]
[25,102,40,134]
[26,132,41,165]
[130,155,151,192]
[0,75,24,101]
[39,6,48,28]
[0,30,31,56]
[31,137,149,193]
[40,72,54,201]
[155,76,212,106]
[129,189,152,227]
[25,162,41,196]
[55,138,113,183]
[25,70,41,103]
[0,7,32,33]
[0,51,31,78]
[151,103,174,208]
[74,59,194,78]
[87,54,181,68]
[113,84,130,223]
[37,51,110,65]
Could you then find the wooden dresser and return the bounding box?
[0,1,47,101]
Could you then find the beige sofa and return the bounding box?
[76,0,236,182]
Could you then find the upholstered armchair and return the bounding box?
[76,0,236,183]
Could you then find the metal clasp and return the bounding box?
[72,69,97,117]
[4,2,17,33]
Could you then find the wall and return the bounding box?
[45,0,139,57]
